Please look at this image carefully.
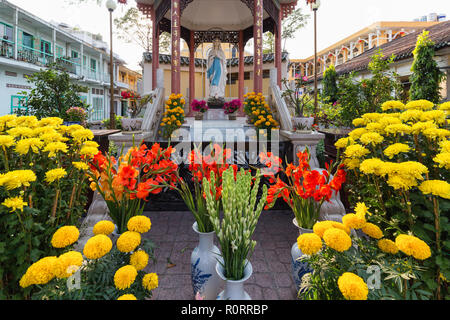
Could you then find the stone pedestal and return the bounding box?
[108,132,153,155]
[280,130,325,169]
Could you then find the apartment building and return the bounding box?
[0,0,134,121]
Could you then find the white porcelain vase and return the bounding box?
[191,222,222,300]
[291,218,313,292]
[216,258,253,300]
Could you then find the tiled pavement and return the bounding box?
[142,210,299,300]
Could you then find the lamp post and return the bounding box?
[307,0,321,120]
[106,0,117,129]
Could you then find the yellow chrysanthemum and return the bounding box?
[381,100,405,111]
[377,239,398,254]
[114,265,138,290]
[399,109,424,122]
[297,233,323,255]
[116,231,141,253]
[72,161,90,171]
[93,220,116,236]
[352,118,367,127]
[342,213,366,230]
[422,128,450,140]
[83,234,113,260]
[142,273,159,291]
[385,124,412,136]
[354,202,371,218]
[338,272,368,300]
[405,100,434,110]
[383,143,410,159]
[0,135,15,148]
[19,256,58,288]
[419,180,450,199]
[117,294,137,300]
[439,101,450,111]
[343,158,360,170]
[45,168,67,184]
[0,170,36,190]
[440,140,450,153]
[54,251,83,279]
[348,128,368,140]
[323,228,352,252]
[420,110,446,123]
[127,216,152,234]
[130,250,149,271]
[359,132,384,146]
[359,158,386,176]
[344,144,370,159]
[433,153,450,170]
[395,234,431,260]
[15,138,44,155]
[2,196,28,212]
[51,226,80,248]
[361,223,383,239]
[7,127,34,138]
[43,142,68,158]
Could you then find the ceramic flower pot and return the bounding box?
[195,113,204,121]
[228,114,237,120]
[191,222,223,300]
[291,218,313,292]
[216,258,253,300]
[292,117,314,133]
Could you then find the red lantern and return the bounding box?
[117,0,127,4]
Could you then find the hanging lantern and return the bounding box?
[117,0,127,4]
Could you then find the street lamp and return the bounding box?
[306,0,321,121]
[106,0,117,129]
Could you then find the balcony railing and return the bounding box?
[55,56,81,75]
[0,38,14,59]
[17,44,53,67]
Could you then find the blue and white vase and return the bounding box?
[216,258,253,300]
[191,222,222,300]
[291,219,313,293]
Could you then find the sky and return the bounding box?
[7,0,450,71]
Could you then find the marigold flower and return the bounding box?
[117,294,137,300]
[83,234,113,259]
[54,251,83,278]
[117,231,141,253]
[338,272,368,300]
[395,234,431,260]
[51,226,80,248]
[2,196,27,212]
[19,256,58,288]
[93,220,116,236]
[330,221,351,235]
[361,223,383,239]
[405,100,434,110]
[323,228,352,252]
[127,215,152,233]
[297,233,322,255]
[313,221,335,238]
[377,239,398,254]
[342,213,366,229]
[142,273,159,291]
[114,265,138,290]
[382,100,405,111]
[130,250,149,271]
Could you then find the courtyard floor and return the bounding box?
[143,210,299,300]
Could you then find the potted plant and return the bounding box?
[121,91,154,134]
[281,77,314,132]
[87,142,178,234]
[171,144,234,300]
[223,99,241,120]
[160,93,186,140]
[260,149,346,290]
[203,167,268,300]
[65,106,88,126]
[207,96,225,109]
[191,99,209,120]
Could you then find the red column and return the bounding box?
[171,0,181,94]
[238,30,245,115]
[151,5,159,90]
[253,0,263,93]
[275,8,282,87]
[188,30,195,116]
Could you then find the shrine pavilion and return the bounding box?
[136,0,299,114]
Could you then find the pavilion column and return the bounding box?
[238,30,245,114]
[275,8,282,87]
[171,0,181,94]
[151,5,159,90]
[188,30,195,115]
[253,0,263,93]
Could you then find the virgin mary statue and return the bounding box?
[207,38,228,99]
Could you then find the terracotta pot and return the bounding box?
[195,113,204,121]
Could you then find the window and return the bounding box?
[263,70,271,79]
[0,22,13,42]
[22,32,33,49]
[11,95,28,114]
[244,72,250,80]
[5,71,17,77]
[56,46,64,58]
[40,40,52,56]
[71,50,79,59]
[91,97,104,121]
[90,58,97,71]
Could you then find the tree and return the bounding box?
[114,7,170,53]
[322,64,339,104]
[263,7,309,53]
[409,30,446,103]
[19,63,89,120]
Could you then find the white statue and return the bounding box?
[207,38,228,99]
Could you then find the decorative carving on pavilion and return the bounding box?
[137,3,152,19]
[281,1,298,20]
[193,30,240,50]
[242,18,275,45]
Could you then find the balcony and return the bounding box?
[55,56,81,75]
[0,38,14,59]
[17,44,53,68]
